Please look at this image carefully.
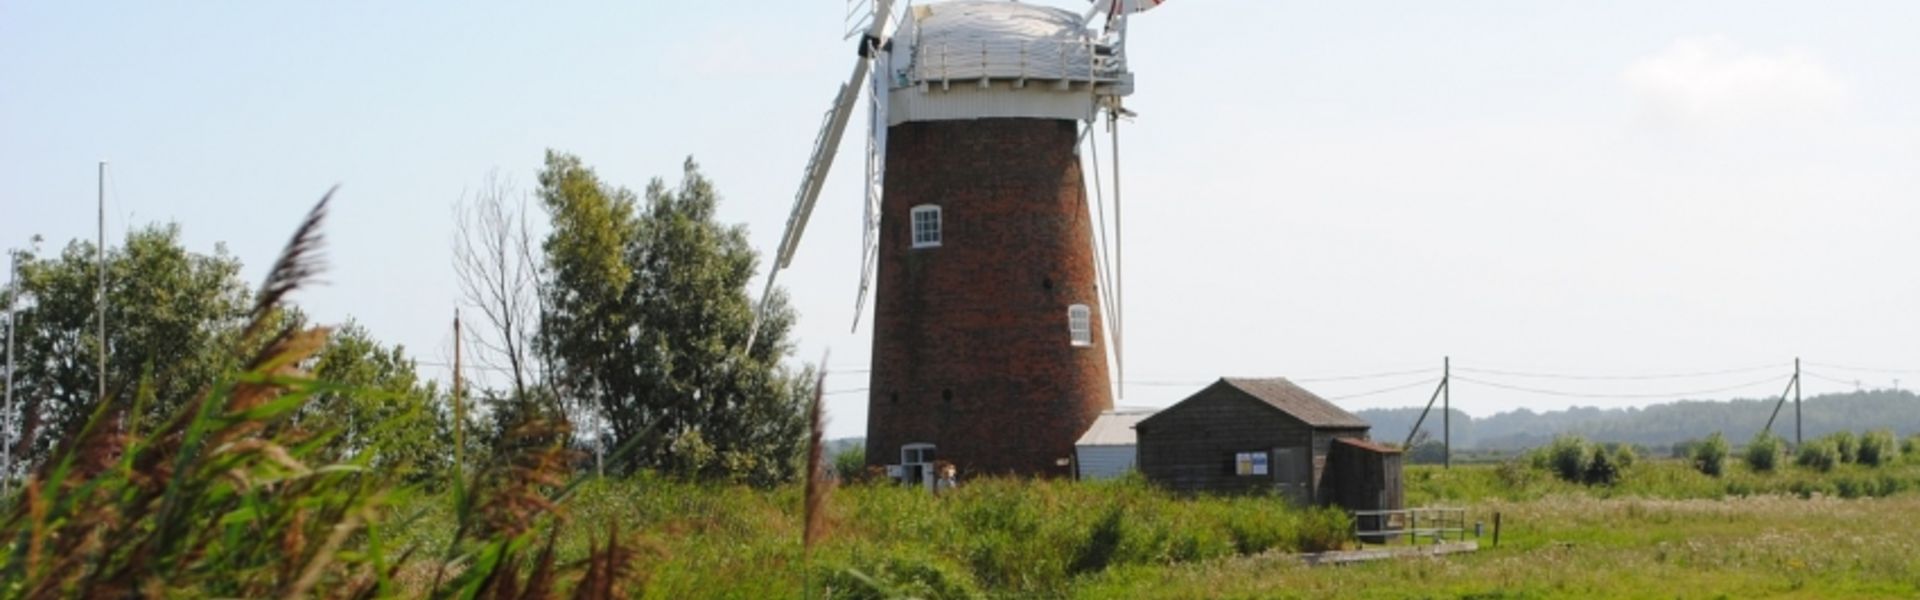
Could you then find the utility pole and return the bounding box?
[4,250,18,493]
[1443,356,1451,469]
[1402,356,1453,468]
[97,161,107,411]
[453,309,464,486]
[1762,360,1801,444]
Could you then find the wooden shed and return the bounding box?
[1134,378,1373,504]
[1323,437,1405,519]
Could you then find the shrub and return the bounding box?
[1543,435,1592,483]
[1796,440,1839,473]
[1669,439,1699,460]
[1610,444,1638,469]
[1829,431,1859,464]
[1858,430,1897,467]
[1693,432,1729,477]
[1744,432,1784,472]
[1906,435,1920,460]
[1583,446,1620,486]
[834,445,869,481]
[1291,507,1354,553]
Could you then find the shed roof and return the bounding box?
[1334,436,1402,454]
[1075,408,1158,447]
[1218,377,1371,429]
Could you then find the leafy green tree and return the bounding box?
[1857,429,1896,467]
[1543,435,1590,483]
[300,321,447,480]
[1693,432,1729,477]
[1,225,249,463]
[1583,445,1619,486]
[1797,440,1839,472]
[1828,431,1858,464]
[536,151,807,484]
[1744,432,1783,473]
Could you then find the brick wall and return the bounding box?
[865,117,1113,478]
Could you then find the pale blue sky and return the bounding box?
[6,2,1919,438]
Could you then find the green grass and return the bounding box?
[387,473,1353,598]
[364,457,1920,598]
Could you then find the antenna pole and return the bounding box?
[1109,109,1123,403]
[97,161,107,412]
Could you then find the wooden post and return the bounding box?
[1443,356,1451,469]
[1793,357,1802,448]
[453,310,464,486]
[1493,512,1502,548]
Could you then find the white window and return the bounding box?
[1068,304,1092,347]
[901,443,936,466]
[911,204,942,248]
[1235,451,1270,476]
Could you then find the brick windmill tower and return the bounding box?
[754,0,1168,482]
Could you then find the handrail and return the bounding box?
[1350,507,1474,546]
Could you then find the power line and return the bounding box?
[1800,370,1858,387]
[1804,361,1920,375]
[1295,366,1441,383]
[1452,362,1787,381]
[1451,374,1788,400]
[1328,377,1442,401]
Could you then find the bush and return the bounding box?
[1744,432,1784,472]
[1829,431,1859,464]
[834,445,869,482]
[1906,435,1920,460]
[1543,435,1592,483]
[1693,432,1729,477]
[1291,507,1354,553]
[1669,439,1699,460]
[1797,440,1839,473]
[1858,430,1897,467]
[1583,446,1620,486]
[1610,444,1638,469]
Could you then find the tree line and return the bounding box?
[1361,389,1920,454]
[0,151,811,485]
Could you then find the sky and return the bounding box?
[4,1,1918,439]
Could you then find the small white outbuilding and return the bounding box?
[1074,408,1158,480]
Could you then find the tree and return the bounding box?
[536,151,807,484]
[453,172,544,400]
[1693,432,1729,477]
[1743,431,1782,472]
[301,321,447,480]
[1,225,249,463]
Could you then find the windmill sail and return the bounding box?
[851,50,889,331]
[748,0,898,349]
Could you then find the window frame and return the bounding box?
[910,204,942,249]
[1067,304,1092,347]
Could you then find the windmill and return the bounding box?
[753,0,1169,481]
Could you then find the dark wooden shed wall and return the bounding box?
[1135,382,1367,498]
[1323,441,1405,512]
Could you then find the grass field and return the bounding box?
[377,458,1920,599]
